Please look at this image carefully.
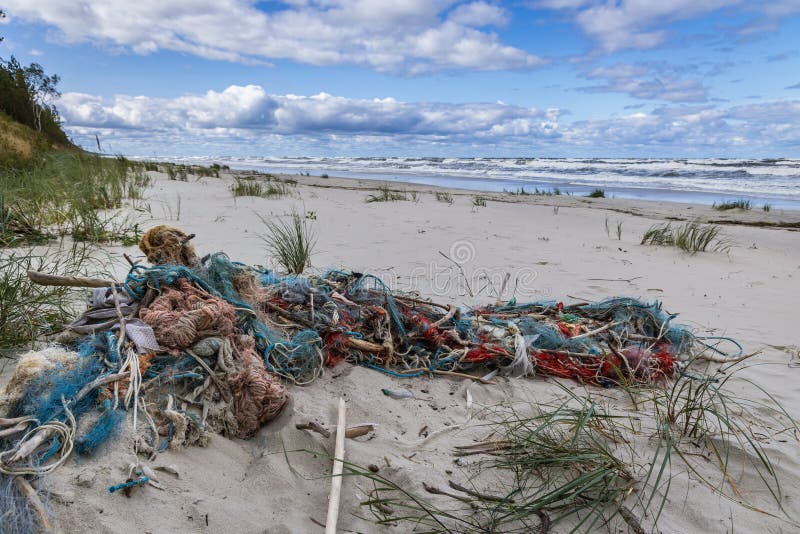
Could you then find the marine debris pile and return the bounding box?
[0,225,739,503]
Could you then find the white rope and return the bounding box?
[0,398,76,476]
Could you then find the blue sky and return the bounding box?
[1,1,799,157]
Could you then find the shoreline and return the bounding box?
[236,168,800,228]
[133,155,800,210]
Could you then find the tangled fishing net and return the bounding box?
[0,225,741,527]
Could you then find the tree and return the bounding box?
[23,63,61,131]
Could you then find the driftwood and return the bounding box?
[27,270,114,288]
[296,421,331,438]
[345,424,374,439]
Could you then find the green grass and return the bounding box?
[1,152,146,246]
[762,203,771,212]
[586,188,606,198]
[505,187,562,196]
[472,196,487,208]
[230,177,290,198]
[641,222,730,253]
[713,199,751,211]
[639,355,796,521]
[347,398,643,533]
[0,244,103,355]
[257,210,316,274]
[435,191,454,204]
[338,356,796,533]
[365,185,408,203]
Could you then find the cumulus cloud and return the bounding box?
[57,85,800,157]
[58,85,560,139]
[582,63,708,103]
[2,0,543,73]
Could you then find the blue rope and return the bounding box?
[108,476,149,494]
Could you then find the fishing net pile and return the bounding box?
[0,224,738,516]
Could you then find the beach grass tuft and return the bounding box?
[641,222,730,253]
[349,396,644,533]
[435,191,454,204]
[586,188,606,198]
[230,177,290,199]
[471,196,487,208]
[0,244,103,355]
[1,152,146,247]
[713,199,751,211]
[365,185,408,203]
[505,187,562,196]
[257,210,316,274]
[343,355,795,533]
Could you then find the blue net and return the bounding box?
[75,401,126,456]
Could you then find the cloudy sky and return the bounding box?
[1,1,799,157]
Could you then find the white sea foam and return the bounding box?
[146,156,800,208]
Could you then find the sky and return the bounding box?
[1,1,799,158]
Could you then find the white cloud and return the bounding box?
[448,2,509,27]
[58,85,558,139]
[582,63,708,103]
[2,0,544,73]
[537,1,800,53]
[57,85,800,157]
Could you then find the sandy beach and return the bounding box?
[3,168,800,533]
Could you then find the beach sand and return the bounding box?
[3,169,799,533]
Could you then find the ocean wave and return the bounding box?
[149,156,800,207]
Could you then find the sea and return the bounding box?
[154,156,800,210]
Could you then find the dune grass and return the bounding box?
[586,188,605,198]
[257,210,316,274]
[505,187,562,196]
[1,152,147,247]
[0,243,105,355]
[472,196,487,208]
[230,177,290,199]
[435,191,454,205]
[366,185,408,203]
[641,222,730,253]
[714,199,751,211]
[340,352,796,533]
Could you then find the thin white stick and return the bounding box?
[325,397,346,534]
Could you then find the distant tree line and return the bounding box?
[0,10,70,145]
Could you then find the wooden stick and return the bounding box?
[27,270,114,288]
[325,398,346,534]
[296,421,331,438]
[14,476,52,531]
[345,424,374,439]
